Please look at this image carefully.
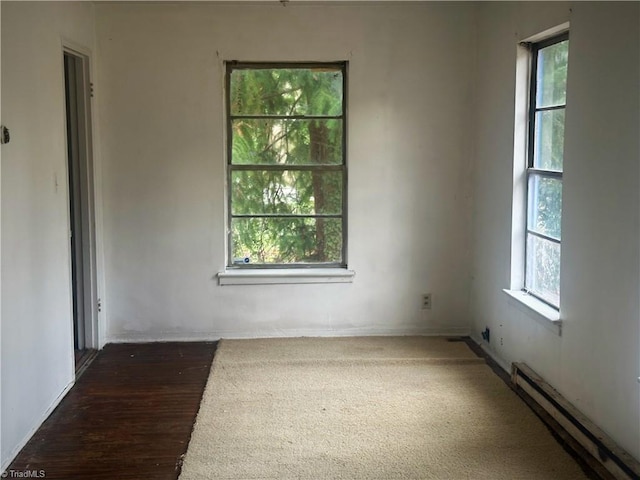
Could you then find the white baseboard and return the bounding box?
[1,379,75,472]
[107,327,471,344]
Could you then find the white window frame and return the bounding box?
[219,62,355,285]
[506,23,569,329]
[225,62,348,269]
[524,32,568,309]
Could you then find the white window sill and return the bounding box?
[503,289,562,336]
[218,268,356,286]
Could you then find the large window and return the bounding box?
[524,34,569,308]
[226,62,347,268]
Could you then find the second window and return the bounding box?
[525,33,569,308]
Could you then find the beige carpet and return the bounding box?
[179,337,588,480]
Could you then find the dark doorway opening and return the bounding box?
[63,49,98,374]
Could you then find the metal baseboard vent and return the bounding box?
[511,363,640,480]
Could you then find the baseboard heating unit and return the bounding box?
[511,363,640,480]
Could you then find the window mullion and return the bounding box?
[232,214,343,219]
[527,169,563,179]
[534,104,566,114]
[230,164,345,171]
[230,114,343,120]
[526,229,561,244]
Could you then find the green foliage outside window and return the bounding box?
[228,65,346,265]
[526,37,568,307]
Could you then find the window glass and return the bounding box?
[535,40,569,108]
[231,119,343,165]
[533,110,565,170]
[230,68,343,117]
[227,63,347,266]
[526,234,561,307]
[527,174,562,240]
[231,217,343,264]
[231,170,343,216]
[525,35,568,308]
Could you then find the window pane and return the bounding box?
[527,174,562,239]
[232,217,342,264]
[231,170,343,215]
[231,119,342,165]
[534,109,565,171]
[536,40,569,108]
[526,234,561,307]
[230,68,343,116]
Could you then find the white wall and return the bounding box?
[95,2,477,341]
[0,1,96,469]
[0,0,3,465]
[6,0,637,470]
[470,1,640,459]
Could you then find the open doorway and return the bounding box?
[63,48,98,375]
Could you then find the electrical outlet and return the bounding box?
[481,327,490,343]
[422,293,432,310]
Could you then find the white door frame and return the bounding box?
[62,44,100,352]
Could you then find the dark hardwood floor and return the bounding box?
[5,342,216,480]
[5,338,606,480]
[74,349,98,378]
